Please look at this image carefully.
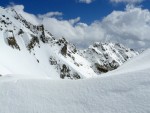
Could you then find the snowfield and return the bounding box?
[0,49,150,113]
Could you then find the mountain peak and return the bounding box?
[0,7,139,79]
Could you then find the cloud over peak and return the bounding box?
[78,0,94,4]
[110,0,144,4]
[40,6,150,49]
[38,12,63,19]
[6,4,150,50]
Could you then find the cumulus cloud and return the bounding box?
[41,6,150,49]
[78,0,94,4]
[101,5,150,49]
[38,12,63,19]
[6,4,150,50]
[110,0,144,4]
[42,17,106,47]
[69,17,81,25]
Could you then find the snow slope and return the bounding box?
[0,7,97,79]
[117,49,150,72]
[0,49,149,113]
[107,49,150,75]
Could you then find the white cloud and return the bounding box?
[69,17,81,25]
[101,6,150,49]
[6,4,150,50]
[38,12,63,19]
[110,0,144,4]
[78,0,94,4]
[42,17,106,47]
[42,6,150,49]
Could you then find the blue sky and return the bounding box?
[1,0,149,24]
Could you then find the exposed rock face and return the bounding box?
[18,29,24,35]
[61,44,67,57]
[79,42,138,74]
[60,64,70,79]
[49,56,57,65]
[27,34,40,51]
[5,30,20,50]
[37,25,47,43]
[7,36,20,50]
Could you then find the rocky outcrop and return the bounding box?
[27,34,40,51]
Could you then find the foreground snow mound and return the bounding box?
[0,49,150,113]
[0,69,150,113]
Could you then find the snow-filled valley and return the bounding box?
[0,6,150,113]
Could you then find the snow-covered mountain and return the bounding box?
[0,6,138,79]
[80,42,138,73]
